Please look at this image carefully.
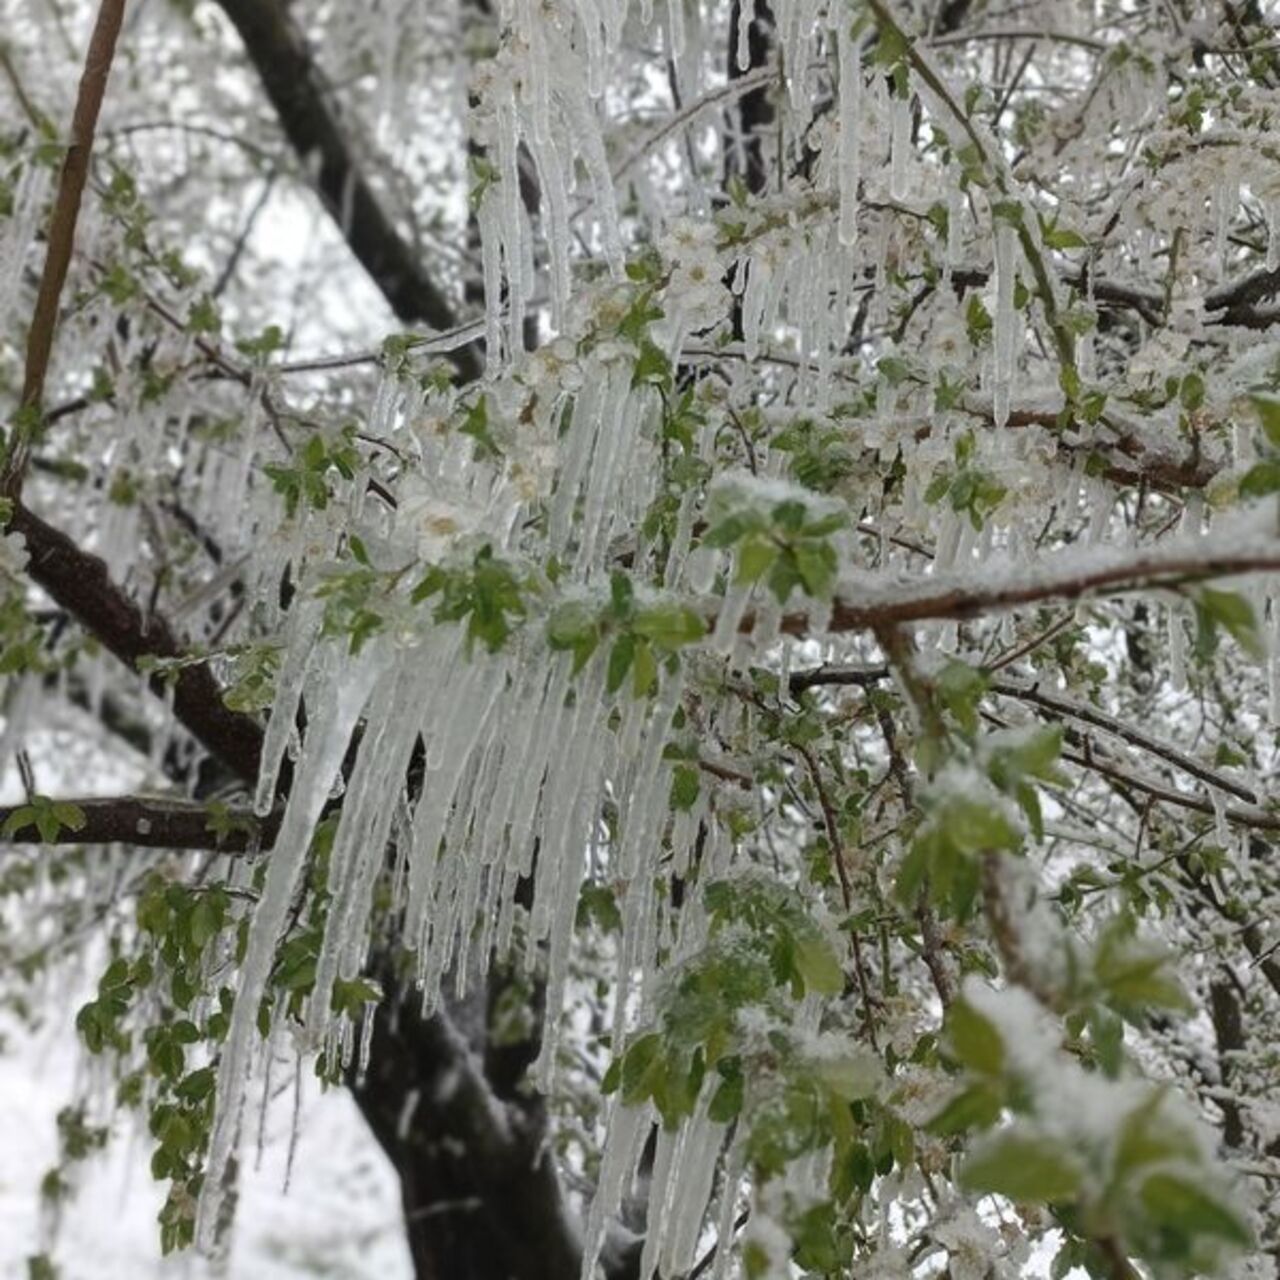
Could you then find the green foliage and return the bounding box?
[603,877,859,1146]
[703,489,846,603]
[263,431,360,518]
[2,797,85,842]
[923,432,1007,530]
[413,544,527,653]
[545,576,706,696]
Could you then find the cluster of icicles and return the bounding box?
[195,335,734,1255]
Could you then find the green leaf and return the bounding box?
[1042,223,1088,251]
[546,601,601,674]
[735,535,778,585]
[793,931,844,997]
[1239,459,1280,498]
[632,638,658,697]
[607,633,636,694]
[633,603,707,650]
[1139,1173,1253,1247]
[670,765,700,812]
[945,997,1004,1076]
[632,339,673,393]
[960,1130,1083,1203]
[927,1082,1003,1135]
[1194,588,1263,661]
[1249,393,1280,448]
[812,1047,880,1101]
[619,1033,664,1105]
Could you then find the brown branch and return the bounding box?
[981,851,1060,1008]
[4,0,127,495]
[12,502,265,784]
[212,0,481,380]
[0,795,275,851]
[763,541,1280,637]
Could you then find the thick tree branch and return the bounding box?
[0,795,273,851]
[13,502,265,783]
[4,0,126,495]
[212,0,481,380]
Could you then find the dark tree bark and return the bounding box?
[350,977,585,1280]
[726,1,776,198]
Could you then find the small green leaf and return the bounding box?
[945,997,1004,1076]
[1139,1173,1253,1247]
[607,633,636,695]
[670,765,700,812]
[1249,393,1280,448]
[793,931,844,997]
[1239,459,1280,498]
[960,1130,1083,1203]
[927,1082,1003,1135]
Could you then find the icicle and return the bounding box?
[528,131,572,328]
[580,1102,651,1280]
[307,653,428,1045]
[1269,591,1280,726]
[1211,788,1230,849]
[479,190,505,374]
[253,598,324,816]
[198,646,380,1249]
[666,0,685,59]
[889,94,911,200]
[735,0,755,71]
[944,180,963,289]
[992,221,1018,429]
[659,1098,728,1276]
[1086,478,1112,544]
[1169,606,1187,692]
[637,1124,682,1280]
[837,19,862,248]
[710,1132,745,1280]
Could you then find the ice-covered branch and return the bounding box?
[770,530,1280,636]
[989,676,1264,806]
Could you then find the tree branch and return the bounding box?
[989,675,1263,805]
[767,537,1280,636]
[4,0,127,495]
[0,795,273,851]
[212,0,481,380]
[13,501,265,784]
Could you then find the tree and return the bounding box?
[1,0,1278,1277]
